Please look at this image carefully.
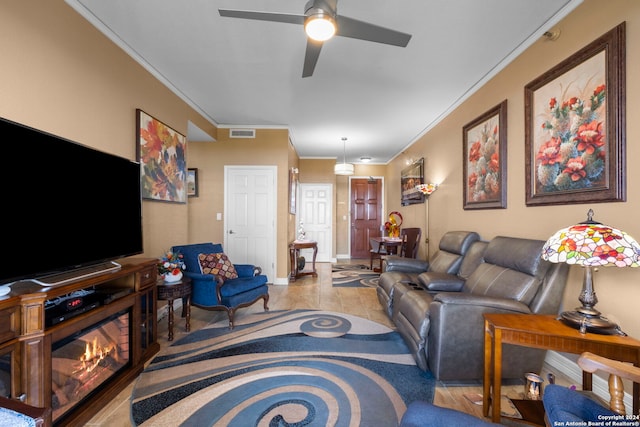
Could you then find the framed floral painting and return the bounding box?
[525,23,626,206]
[136,109,187,203]
[462,100,507,210]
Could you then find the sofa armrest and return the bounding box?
[418,272,465,292]
[383,256,429,273]
[433,293,532,313]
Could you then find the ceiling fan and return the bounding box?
[218,0,412,77]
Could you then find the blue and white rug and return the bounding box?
[331,264,379,288]
[131,310,434,426]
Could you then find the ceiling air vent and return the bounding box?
[229,129,256,138]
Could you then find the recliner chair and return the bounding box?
[394,236,569,380]
[376,231,481,318]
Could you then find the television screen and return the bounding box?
[2,116,143,286]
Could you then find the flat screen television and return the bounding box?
[1,116,143,287]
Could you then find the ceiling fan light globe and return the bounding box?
[305,14,336,41]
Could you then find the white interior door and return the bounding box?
[224,166,276,282]
[298,183,333,263]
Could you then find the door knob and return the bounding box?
[229,230,235,234]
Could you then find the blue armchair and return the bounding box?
[544,352,640,424]
[171,242,269,328]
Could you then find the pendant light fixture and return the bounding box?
[334,137,354,175]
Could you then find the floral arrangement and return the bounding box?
[467,121,500,202]
[535,84,606,192]
[384,211,403,238]
[415,183,438,196]
[158,250,186,276]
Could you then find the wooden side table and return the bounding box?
[483,313,640,423]
[288,240,318,281]
[157,277,192,341]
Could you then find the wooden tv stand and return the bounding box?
[0,258,159,426]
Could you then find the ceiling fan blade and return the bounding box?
[302,40,323,78]
[219,9,305,26]
[335,15,411,47]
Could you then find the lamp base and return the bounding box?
[560,310,626,336]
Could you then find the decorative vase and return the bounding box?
[163,271,183,283]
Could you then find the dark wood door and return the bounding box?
[350,178,383,258]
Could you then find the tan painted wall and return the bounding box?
[384,0,640,337]
[187,128,291,280]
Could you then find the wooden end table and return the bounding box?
[288,240,318,281]
[483,313,640,423]
[157,277,192,341]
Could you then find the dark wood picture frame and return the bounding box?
[136,109,187,203]
[525,22,626,206]
[187,168,198,197]
[462,100,508,210]
[289,167,298,214]
[401,158,425,206]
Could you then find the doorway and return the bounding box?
[298,183,333,263]
[223,166,277,281]
[350,177,383,259]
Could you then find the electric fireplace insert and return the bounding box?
[50,309,131,423]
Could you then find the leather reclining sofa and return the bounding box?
[377,231,569,382]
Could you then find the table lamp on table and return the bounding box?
[542,209,640,336]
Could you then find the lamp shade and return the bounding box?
[542,221,640,268]
[415,183,438,196]
[541,209,640,335]
[334,162,354,175]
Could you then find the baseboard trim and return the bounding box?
[544,350,632,413]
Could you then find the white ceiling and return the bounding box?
[66,0,582,164]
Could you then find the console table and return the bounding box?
[157,277,191,341]
[288,240,318,281]
[483,313,640,423]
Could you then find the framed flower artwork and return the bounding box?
[524,23,626,206]
[462,100,507,210]
[136,109,187,203]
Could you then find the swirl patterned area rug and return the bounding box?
[331,264,379,288]
[131,310,435,426]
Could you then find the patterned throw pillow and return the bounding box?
[198,253,239,282]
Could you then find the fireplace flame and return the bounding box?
[77,337,116,373]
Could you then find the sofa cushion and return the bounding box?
[483,236,548,278]
[198,253,239,282]
[456,241,488,280]
[428,231,481,274]
[462,262,542,305]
